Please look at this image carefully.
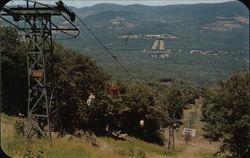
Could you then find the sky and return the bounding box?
[8,0,236,8]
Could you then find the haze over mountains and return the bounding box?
[62,1,248,50]
[56,1,249,84]
[3,1,248,83]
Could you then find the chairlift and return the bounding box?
[167,120,183,129]
[107,82,125,95]
[139,119,145,127]
[87,93,95,106]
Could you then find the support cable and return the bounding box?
[63,4,138,80]
[76,16,137,80]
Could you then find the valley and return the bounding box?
[53,1,249,84]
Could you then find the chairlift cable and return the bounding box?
[63,4,138,80]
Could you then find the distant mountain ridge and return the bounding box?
[64,1,248,51]
[54,1,249,83]
[0,1,248,83]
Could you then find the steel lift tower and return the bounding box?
[0,0,79,139]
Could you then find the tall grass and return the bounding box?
[1,113,218,158]
[101,137,183,157]
[2,134,183,158]
[1,113,184,158]
[2,134,128,158]
[194,151,227,158]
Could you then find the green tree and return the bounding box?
[201,72,250,157]
[93,82,165,144]
[1,26,27,115]
[120,82,164,144]
[180,86,199,106]
[160,87,185,123]
[47,43,109,134]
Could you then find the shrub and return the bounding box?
[82,131,99,147]
[14,120,25,135]
[136,150,146,158]
[24,150,44,158]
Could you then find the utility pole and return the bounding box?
[0,0,78,140]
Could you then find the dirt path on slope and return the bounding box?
[146,141,218,158]
[177,141,217,151]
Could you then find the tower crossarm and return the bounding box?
[1,0,75,21]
